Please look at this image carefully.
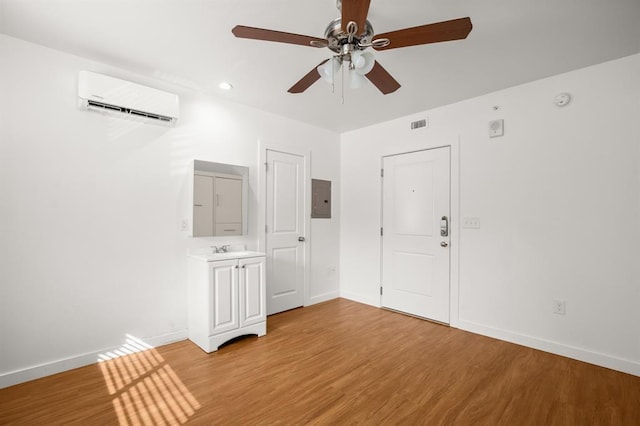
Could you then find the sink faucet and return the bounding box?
[210,245,230,254]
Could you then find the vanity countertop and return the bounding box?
[188,250,266,262]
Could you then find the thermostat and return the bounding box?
[488,119,504,138]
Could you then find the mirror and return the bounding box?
[192,160,248,237]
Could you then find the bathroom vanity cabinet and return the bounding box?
[187,252,266,352]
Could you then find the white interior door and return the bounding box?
[381,147,451,323]
[265,150,306,315]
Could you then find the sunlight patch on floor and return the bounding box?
[98,334,200,425]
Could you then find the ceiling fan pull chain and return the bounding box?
[331,56,336,94]
[341,61,345,104]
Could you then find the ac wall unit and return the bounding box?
[78,71,179,126]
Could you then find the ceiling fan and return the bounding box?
[232,0,472,95]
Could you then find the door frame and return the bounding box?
[379,136,461,328]
[258,141,312,308]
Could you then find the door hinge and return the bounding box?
[380,227,383,236]
[265,224,268,233]
[381,168,384,178]
[380,286,383,295]
[264,162,268,171]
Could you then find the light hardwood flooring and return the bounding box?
[1,298,639,425]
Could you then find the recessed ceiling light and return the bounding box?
[218,82,233,90]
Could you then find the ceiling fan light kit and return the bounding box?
[351,50,375,75]
[317,57,342,84]
[232,0,472,95]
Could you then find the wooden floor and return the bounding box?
[1,298,639,425]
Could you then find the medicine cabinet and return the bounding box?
[192,160,248,237]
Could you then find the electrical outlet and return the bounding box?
[462,217,481,229]
[553,300,566,315]
[180,219,188,232]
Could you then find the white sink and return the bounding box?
[190,251,265,261]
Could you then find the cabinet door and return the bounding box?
[193,174,214,236]
[239,257,266,327]
[209,259,239,335]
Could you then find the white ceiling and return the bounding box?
[1,0,639,133]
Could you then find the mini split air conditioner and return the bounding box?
[78,71,179,126]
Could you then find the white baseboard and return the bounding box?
[458,319,640,377]
[306,291,340,306]
[0,329,188,389]
[340,290,381,308]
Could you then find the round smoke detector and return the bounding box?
[554,92,572,107]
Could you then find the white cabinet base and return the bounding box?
[188,253,267,354]
[190,321,266,353]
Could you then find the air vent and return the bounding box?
[411,118,427,130]
[87,100,125,113]
[87,100,173,123]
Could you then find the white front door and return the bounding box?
[265,150,306,315]
[381,147,451,323]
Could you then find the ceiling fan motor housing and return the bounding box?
[324,18,374,53]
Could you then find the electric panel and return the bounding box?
[311,179,331,218]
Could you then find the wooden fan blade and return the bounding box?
[365,61,401,94]
[288,60,329,94]
[232,25,326,48]
[373,17,472,51]
[341,0,371,35]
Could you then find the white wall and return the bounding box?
[1,29,637,387]
[340,54,640,375]
[0,34,340,387]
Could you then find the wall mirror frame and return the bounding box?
[192,159,249,237]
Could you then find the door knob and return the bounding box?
[298,236,306,242]
[440,241,448,247]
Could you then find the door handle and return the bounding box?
[298,236,306,242]
[440,216,449,237]
[440,241,449,247]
